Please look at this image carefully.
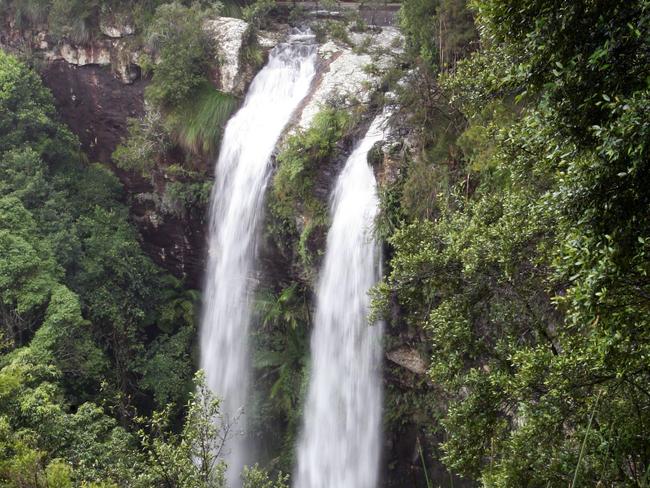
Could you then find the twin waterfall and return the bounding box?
[200,32,385,487]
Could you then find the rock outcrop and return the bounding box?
[297,26,403,128]
[386,347,428,375]
[1,15,267,90]
[204,17,250,95]
[99,13,136,38]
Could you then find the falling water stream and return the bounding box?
[200,33,317,486]
[294,116,387,488]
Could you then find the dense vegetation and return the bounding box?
[113,1,241,216]
[378,0,650,485]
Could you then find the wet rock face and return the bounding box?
[132,196,208,289]
[42,61,145,163]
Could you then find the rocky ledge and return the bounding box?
[297,26,403,128]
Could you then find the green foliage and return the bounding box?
[136,324,194,409]
[113,1,235,220]
[5,0,50,27]
[399,0,476,70]
[388,65,468,223]
[242,465,289,488]
[399,0,438,64]
[0,46,200,485]
[275,107,350,186]
[311,20,352,45]
[164,179,213,215]
[113,109,170,174]
[48,0,100,44]
[0,52,80,164]
[271,107,351,271]
[137,371,228,488]
[325,20,352,45]
[0,358,146,486]
[29,284,108,397]
[145,1,217,110]
[0,197,58,338]
[473,0,650,135]
[252,284,311,471]
[378,1,650,486]
[1,0,173,39]
[242,0,275,30]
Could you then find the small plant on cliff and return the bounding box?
[274,107,351,210]
[242,0,275,30]
[6,0,50,28]
[113,107,171,175]
[49,0,101,43]
[164,82,238,155]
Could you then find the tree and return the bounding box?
[137,371,229,488]
[378,1,650,485]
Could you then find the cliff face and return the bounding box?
[42,61,145,163]
[41,60,209,287]
[9,15,405,289]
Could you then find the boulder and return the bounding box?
[386,347,428,375]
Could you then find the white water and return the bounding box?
[200,33,317,486]
[294,116,386,488]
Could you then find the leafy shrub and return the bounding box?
[163,179,213,216]
[113,108,171,174]
[0,50,202,485]
[271,108,351,264]
[378,1,650,486]
[145,1,216,110]
[273,107,351,211]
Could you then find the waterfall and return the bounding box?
[294,116,386,488]
[200,32,317,485]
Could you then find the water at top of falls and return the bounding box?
[200,31,317,486]
[294,115,387,488]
